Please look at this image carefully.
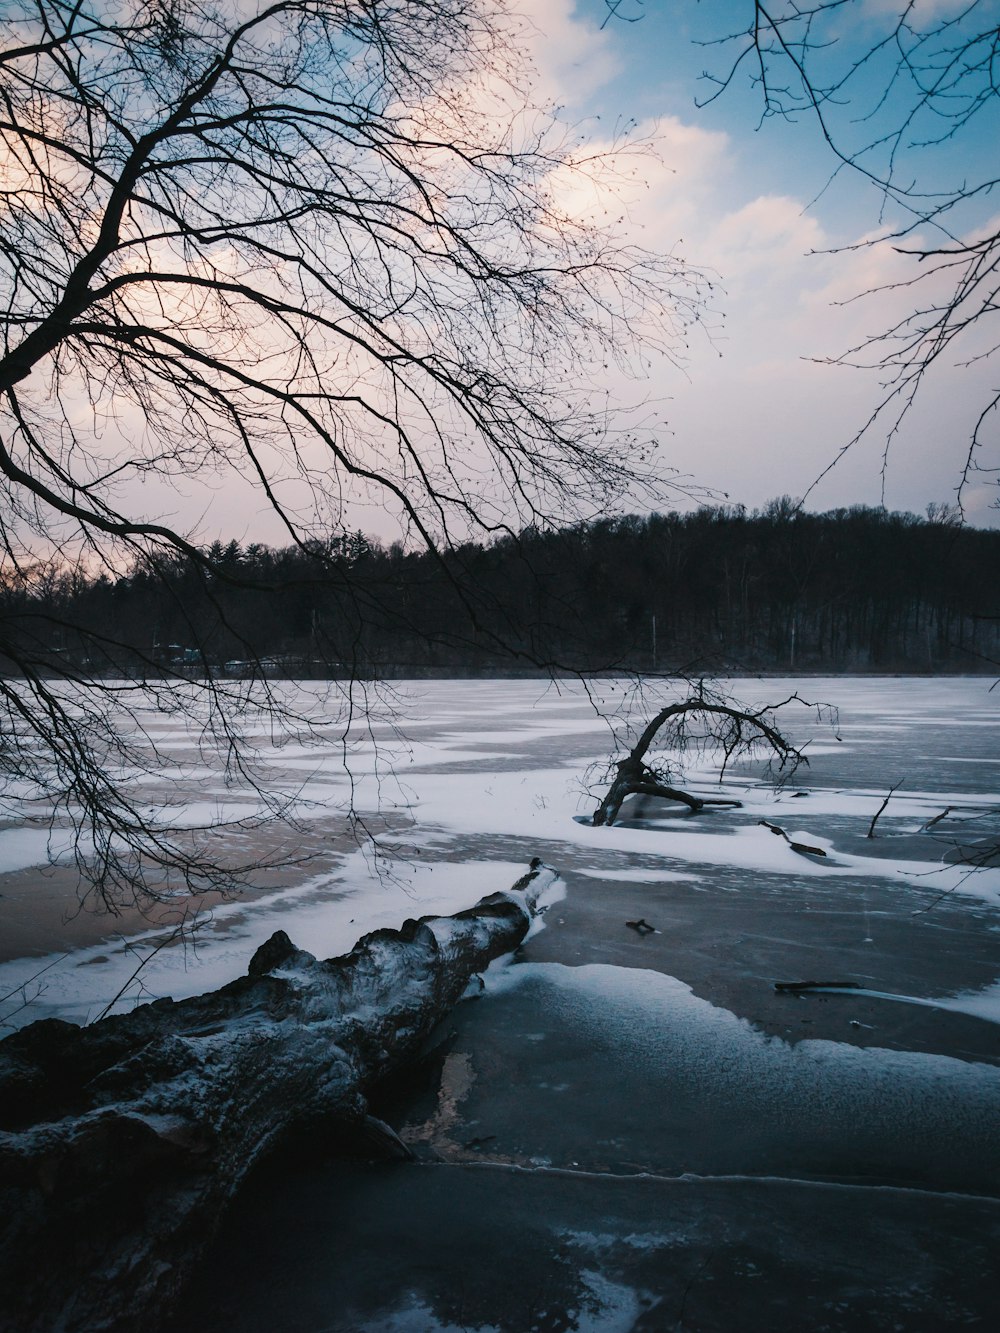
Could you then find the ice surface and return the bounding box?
[936,978,1000,1024]
[349,1269,648,1333]
[478,960,1000,1184]
[1,676,998,1029]
[795,984,1000,1024]
[574,868,702,884]
[351,1297,501,1333]
[0,827,75,872]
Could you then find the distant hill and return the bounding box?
[4,502,999,677]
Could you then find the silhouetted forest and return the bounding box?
[4,500,999,678]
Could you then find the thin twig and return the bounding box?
[867,781,903,838]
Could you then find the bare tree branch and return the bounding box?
[701,1,1000,512]
[0,0,707,910]
[592,685,815,826]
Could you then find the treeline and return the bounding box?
[3,500,1000,677]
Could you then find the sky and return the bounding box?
[507,0,1000,527]
[53,0,1000,546]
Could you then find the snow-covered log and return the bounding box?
[0,861,558,1333]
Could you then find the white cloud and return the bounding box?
[515,0,622,111]
[709,196,823,269]
[861,0,976,20]
[405,0,1000,523]
[103,1,1000,538]
[539,76,999,518]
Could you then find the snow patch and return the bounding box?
[358,1297,500,1332]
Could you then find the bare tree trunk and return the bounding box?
[592,696,804,827]
[593,764,722,825]
[0,862,557,1333]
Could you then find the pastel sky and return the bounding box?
[115,0,1000,543]
[519,0,1000,526]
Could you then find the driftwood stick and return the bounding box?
[0,861,558,1333]
[626,918,656,935]
[922,806,953,831]
[758,820,827,858]
[867,781,903,838]
[788,840,827,858]
[774,980,862,993]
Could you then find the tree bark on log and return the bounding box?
[0,861,558,1333]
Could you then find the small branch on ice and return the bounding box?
[774,980,862,993]
[758,820,827,858]
[94,911,208,1022]
[626,918,656,935]
[921,806,953,831]
[867,782,903,839]
[789,840,827,858]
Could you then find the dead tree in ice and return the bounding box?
[0,861,557,1333]
[592,693,807,827]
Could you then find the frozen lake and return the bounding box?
[2,675,998,1030]
[3,674,1000,1330]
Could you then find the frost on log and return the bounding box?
[0,861,558,1333]
[592,694,806,826]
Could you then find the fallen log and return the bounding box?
[0,860,558,1333]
